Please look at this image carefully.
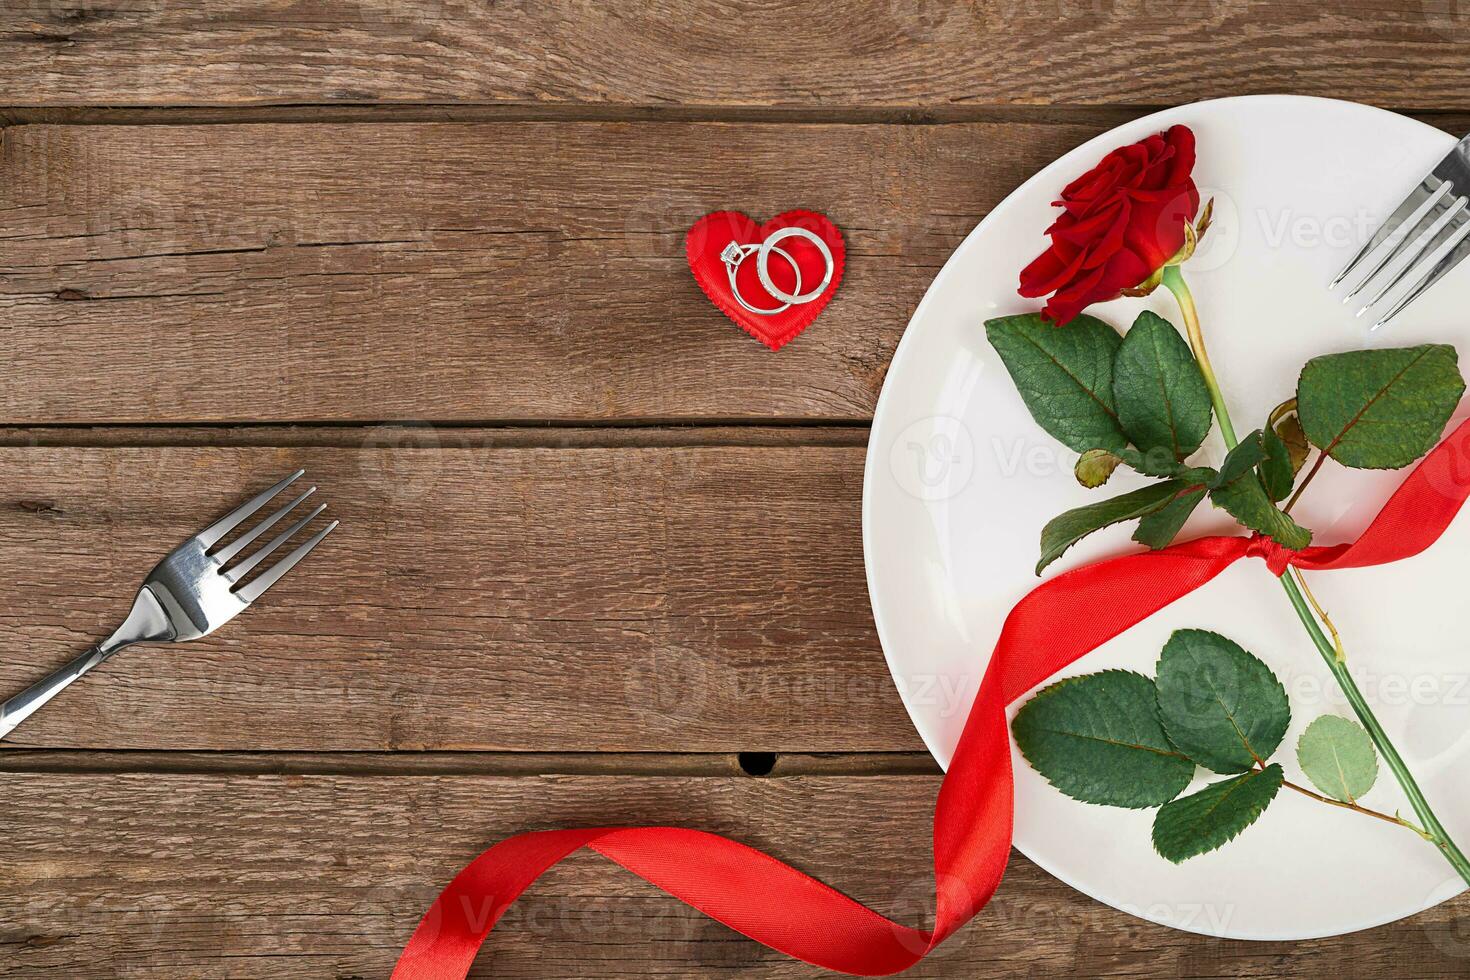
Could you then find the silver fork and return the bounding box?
[0,470,338,740]
[1330,132,1470,329]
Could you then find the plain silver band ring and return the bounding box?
[757,227,833,305]
[727,244,802,315]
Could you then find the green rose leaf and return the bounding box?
[1296,345,1465,469]
[1151,764,1284,863]
[1037,480,1185,574]
[985,313,1127,453]
[1259,426,1297,502]
[1115,446,1215,483]
[1112,310,1213,459]
[1155,629,1291,774]
[1215,431,1266,486]
[1209,472,1312,550]
[1133,486,1207,550]
[1012,670,1195,808]
[1119,446,1183,478]
[1076,448,1123,489]
[1297,715,1378,803]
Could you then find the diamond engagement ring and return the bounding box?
[721,241,802,315]
[720,227,835,316]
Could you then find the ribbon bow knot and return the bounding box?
[1244,533,1298,576]
[394,416,1470,979]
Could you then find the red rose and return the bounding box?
[1019,125,1200,325]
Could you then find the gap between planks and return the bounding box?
[0,423,870,449]
[0,103,1163,129]
[0,749,941,777]
[3,104,1470,136]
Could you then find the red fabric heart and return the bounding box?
[686,210,845,350]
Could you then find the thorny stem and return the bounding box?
[1290,567,1345,663]
[1277,579,1470,883]
[1161,265,1470,886]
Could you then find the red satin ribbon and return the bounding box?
[393,416,1470,979]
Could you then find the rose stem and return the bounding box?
[1161,265,1470,886]
[1161,266,1238,448]
[1290,567,1344,663]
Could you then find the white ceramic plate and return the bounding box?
[863,95,1470,939]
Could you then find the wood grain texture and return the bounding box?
[3,1,1470,110]
[0,443,926,752]
[0,119,1102,423]
[7,8,1466,976]
[4,772,1468,978]
[0,749,941,776]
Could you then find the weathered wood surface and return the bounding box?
[3,1,1470,110]
[5,3,1467,975]
[0,443,920,752]
[4,772,1467,979]
[0,119,1100,424]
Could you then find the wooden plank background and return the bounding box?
[2,1,1470,110]
[8,772,1470,979]
[0,120,1081,422]
[0,442,908,752]
[2,1,1468,976]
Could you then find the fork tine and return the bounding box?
[196,470,305,548]
[213,486,316,564]
[224,503,327,582]
[1331,178,1451,290]
[1373,218,1470,330]
[235,520,339,604]
[1357,196,1469,314]
[1338,179,1453,296]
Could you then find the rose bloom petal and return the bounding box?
[1017,125,1199,325]
[1042,263,1110,324]
[1019,238,1088,298]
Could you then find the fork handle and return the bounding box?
[0,587,173,741]
[0,645,115,740]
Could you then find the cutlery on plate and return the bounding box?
[0,470,337,740]
[1330,133,1470,329]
